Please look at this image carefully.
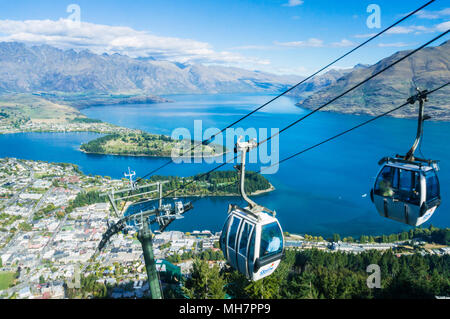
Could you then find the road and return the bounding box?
[38,214,68,262]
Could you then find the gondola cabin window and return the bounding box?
[220,216,231,251]
[259,222,283,257]
[426,171,440,202]
[374,166,421,205]
[248,230,255,261]
[239,222,253,256]
[228,216,240,248]
[398,169,420,205]
[374,166,394,197]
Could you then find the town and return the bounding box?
[0,158,449,299]
[0,116,137,135]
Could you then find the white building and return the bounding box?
[19,193,42,200]
[33,180,52,189]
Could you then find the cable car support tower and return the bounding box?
[98,170,193,299]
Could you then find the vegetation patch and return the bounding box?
[80,132,227,157]
[0,272,17,290]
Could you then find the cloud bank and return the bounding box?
[0,19,270,67]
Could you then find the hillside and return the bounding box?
[296,41,450,120]
[0,42,302,95]
[33,92,172,110]
[287,64,369,100]
[0,93,81,123]
[0,93,138,134]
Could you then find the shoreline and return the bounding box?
[294,103,450,121]
[79,147,230,159]
[175,183,275,197]
[0,129,109,135]
[0,155,275,200]
[127,183,275,202]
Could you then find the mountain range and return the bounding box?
[287,64,370,100]
[292,40,450,120]
[0,41,448,119]
[0,42,302,95]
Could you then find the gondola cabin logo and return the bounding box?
[259,263,276,277]
[421,209,434,223]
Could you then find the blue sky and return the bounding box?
[0,0,448,75]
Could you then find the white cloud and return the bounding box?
[266,65,309,76]
[283,0,304,7]
[436,21,450,32]
[415,8,450,19]
[385,23,448,35]
[354,24,442,38]
[353,33,377,39]
[0,18,270,67]
[229,44,272,50]
[386,26,417,34]
[274,38,356,48]
[331,39,355,47]
[274,38,324,47]
[378,42,415,48]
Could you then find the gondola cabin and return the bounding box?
[371,158,440,226]
[220,205,284,281]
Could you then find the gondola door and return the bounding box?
[227,215,242,270]
[236,221,254,278]
[373,165,396,219]
[389,167,408,222]
[247,229,256,279]
[392,168,421,225]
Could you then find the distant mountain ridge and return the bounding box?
[287,67,361,100]
[0,42,302,95]
[294,40,450,120]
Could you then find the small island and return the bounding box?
[80,132,227,158]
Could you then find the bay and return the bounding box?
[1,93,449,237]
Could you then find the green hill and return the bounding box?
[80,132,227,158]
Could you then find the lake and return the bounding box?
[0,93,449,237]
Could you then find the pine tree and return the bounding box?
[332,234,341,242]
[182,259,226,299]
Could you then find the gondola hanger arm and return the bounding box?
[234,136,275,217]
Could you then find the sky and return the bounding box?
[0,0,448,75]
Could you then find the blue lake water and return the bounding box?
[0,93,449,237]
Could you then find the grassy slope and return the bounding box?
[0,93,84,124]
[0,272,15,290]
